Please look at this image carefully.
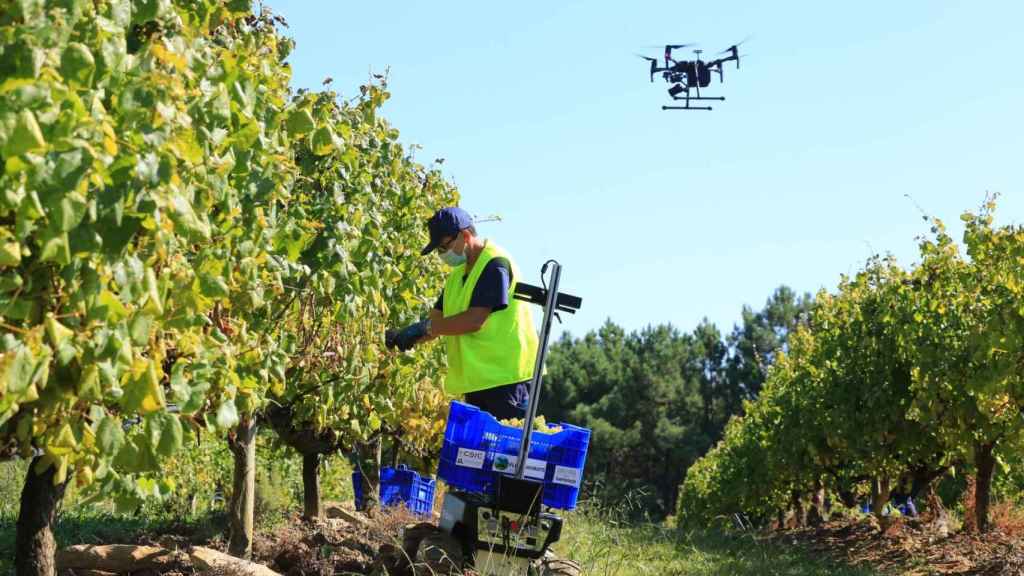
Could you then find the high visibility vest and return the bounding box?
[442,241,538,395]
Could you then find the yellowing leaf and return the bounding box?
[143,267,163,315]
[47,423,77,456]
[44,314,73,349]
[4,110,46,157]
[0,242,20,267]
[122,359,165,414]
[150,43,186,72]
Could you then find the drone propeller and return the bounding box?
[642,43,696,49]
[717,35,751,68]
[635,54,659,82]
[718,35,752,53]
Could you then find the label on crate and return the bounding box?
[455,447,486,469]
[553,465,581,487]
[492,454,546,480]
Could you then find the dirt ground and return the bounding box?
[58,503,443,576]
[775,515,1024,576]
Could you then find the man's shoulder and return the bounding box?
[486,257,511,272]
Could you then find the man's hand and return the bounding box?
[385,319,430,351]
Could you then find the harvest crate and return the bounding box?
[437,400,590,510]
[352,464,435,516]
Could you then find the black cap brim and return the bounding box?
[420,240,439,256]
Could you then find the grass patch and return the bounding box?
[555,497,885,576]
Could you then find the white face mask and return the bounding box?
[440,245,466,266]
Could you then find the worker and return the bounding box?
[386,207,538,420]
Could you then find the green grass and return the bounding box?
[554,501,885,576]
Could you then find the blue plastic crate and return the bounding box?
[352,465,435,516]
[437,400,591,510]
[380,465,436,516]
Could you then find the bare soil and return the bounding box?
[775,516,1024,575]
[57,503,436,576]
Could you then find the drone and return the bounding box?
[637,40,746,111]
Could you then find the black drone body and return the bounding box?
[638,41,745,111]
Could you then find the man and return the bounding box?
[387,207,538,420]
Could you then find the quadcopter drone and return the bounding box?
[638,40,746,111]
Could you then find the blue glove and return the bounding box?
[385,319,430,351]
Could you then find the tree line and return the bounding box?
[540,286,813,518]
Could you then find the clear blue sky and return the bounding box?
[265,0,1024,340]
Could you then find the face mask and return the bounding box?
[440,246,466,266]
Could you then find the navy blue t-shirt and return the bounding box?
[434,257,512,312]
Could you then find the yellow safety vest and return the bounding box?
[442,241,538,395]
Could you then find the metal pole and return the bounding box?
[514,262,562,479]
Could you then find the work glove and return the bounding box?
[385,319,430,352]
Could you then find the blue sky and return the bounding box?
[265,0,1024,339]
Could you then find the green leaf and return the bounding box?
[60,43,95,87]
[285,109,315,136]
[53,148,93,195]
[77,364,102,401]
[155,414,183,456]
[129,314,153,346]
[180,380,209,414]
[311,126,335,156]
[168,194,211,240]
[38,231,71,265]
[4,110,46,157]
[97,415,125,455]
[44,315,73,348]
[113,436,158,472]
[3,346,35,394]
[168,360,189,401]
[10,0,44,21]
[216,400,239,429]
[131,0,169,25]
[0,242,20,267]
[142,267,163,315]
[89,290,129,323]
[225,0,251,14]
[0,38,43,80]
[198,272,230,299]
[229,120,259,150]
[106,0,131,26]
[52,192,89,232]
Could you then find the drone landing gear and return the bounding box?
[663,96,724,111]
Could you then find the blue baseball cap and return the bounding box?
[421,207,473,255]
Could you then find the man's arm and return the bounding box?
[422,259,508,341]
[426,307,490,338]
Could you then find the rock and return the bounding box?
[326,502,369,526]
